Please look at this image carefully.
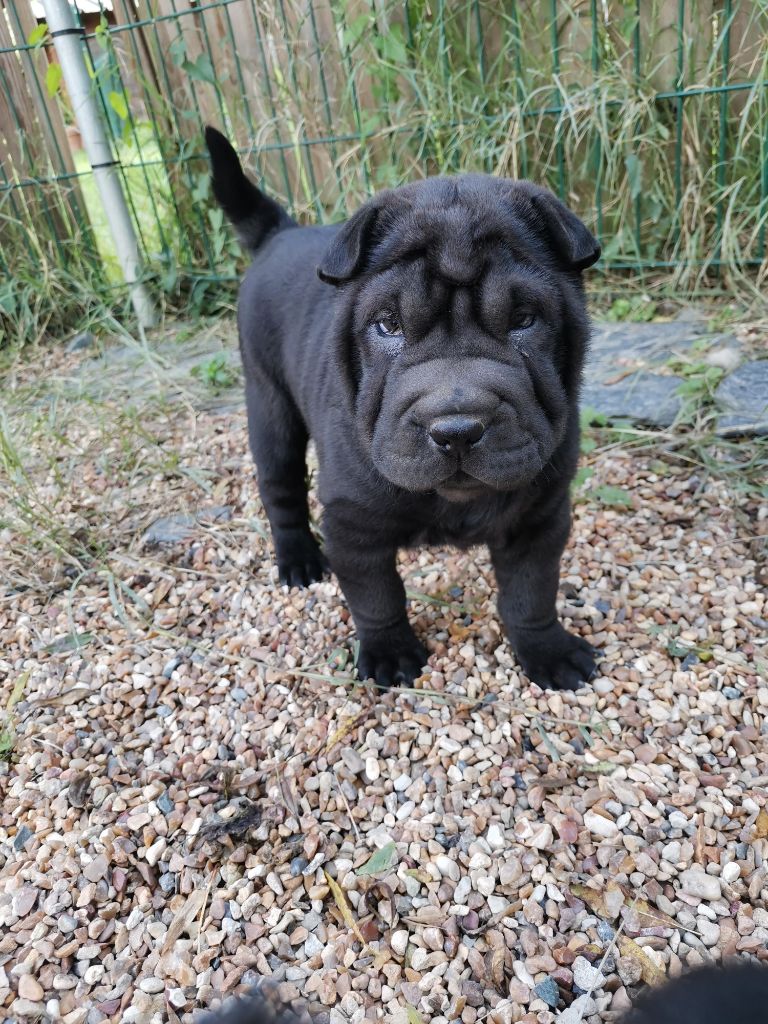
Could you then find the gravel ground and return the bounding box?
[0,338,767,1024]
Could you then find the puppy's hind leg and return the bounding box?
[245,374,327,588]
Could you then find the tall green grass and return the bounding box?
[2,0,767,343]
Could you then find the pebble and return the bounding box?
[583,810,618,838]
[340,747,365,774]
[534,978,559,1008]
[697,919,721,946]
[18,976,44,1001]
[435,855,460,881]
[573,956,603,992]
[138,978,165,994]
[4,350,767,1023]
[679,870,722,901]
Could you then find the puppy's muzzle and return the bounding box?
[428,414,485,455]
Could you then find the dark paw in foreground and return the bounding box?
[513,623,596,691]
[357,632,428,689]
[275,532,328,588]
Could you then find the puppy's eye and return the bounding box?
[509,312,536,331]
[374,313,403,338]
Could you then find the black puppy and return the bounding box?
[205,962,768,1023]
[205,127,601,690]
[624,961,768,1024]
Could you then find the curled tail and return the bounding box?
[204,126,296,255]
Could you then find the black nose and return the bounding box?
[428,415,485,452]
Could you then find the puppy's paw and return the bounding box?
[512,623,596,691]
[357,631,428,689]
[275,532,328,588]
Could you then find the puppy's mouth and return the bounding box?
[435,470,490,502]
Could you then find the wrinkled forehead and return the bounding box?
[354,240,559,338]
[370,181,552,285]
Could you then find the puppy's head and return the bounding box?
[318,176,599,499]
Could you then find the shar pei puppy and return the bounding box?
[205,127,602,690]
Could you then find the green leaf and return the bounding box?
[169,37,187,67]
[27,22,48,46]
[44,632,94,654]
[580,406,608,428]
[108,90,128,120]
[625,154,642,200]
[357,841,398,876]
[182,54,216,85]
[46,62,63,98]
[571,466,594,491]
[593,484,633,509]
[406,1008,425,1024]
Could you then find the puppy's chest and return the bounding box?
[409,497,515,548]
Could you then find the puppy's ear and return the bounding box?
[529,190,601,271]
[317,204,381,285]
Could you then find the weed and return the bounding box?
[191,354,239,392]
[0,670,30,762]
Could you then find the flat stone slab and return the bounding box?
[582,321,712,427]
[715,360,768,435]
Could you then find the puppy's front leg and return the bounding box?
[324,533,427,688]
[491,502,596,690]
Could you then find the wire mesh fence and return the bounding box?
[1,0,767,337]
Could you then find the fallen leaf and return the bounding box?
[755,808,768,840]
[618,935,666,986]
[43,632,94,653]
[570,883,623,920]
[27,686,91,709]
[161,887,208,953]
[357,841,397,876]
[406,1008,424,1024]
[362,880,396,925]
[405,868,432,885]
[195,799,262,847]
[621,896,677,932]
[325,870,369,950]
[67,772,91,809]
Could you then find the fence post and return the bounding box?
[41,0,156,328]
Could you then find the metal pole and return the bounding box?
[41,0,156,328]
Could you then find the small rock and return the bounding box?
[461,980,485,1007]
[486,824,505,851]
[138,977,164,994]
[584,810,618,839]
[145,837,166,867]
[290,857,308,877]
[391,930,409,956]
[14,825,33,851]
[365,757,380,782]
[596,920,615,942]
[435,854,460,881]
[11,887,37,918]
[679,870,722,901]
[534,978,559,1008]
[18,976,44,1001]
[697,919,721,947]
[617,955,642,987]
[84,854,109,882]
[722,862,741,883]
[11,999,45,1018]
[573,956,603,992]
[66,331,96,353]
[340,747,364,774]
[168,989,187,1009]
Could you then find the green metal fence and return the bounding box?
[1,0,767,337]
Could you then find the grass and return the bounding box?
[2,1,768,344]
